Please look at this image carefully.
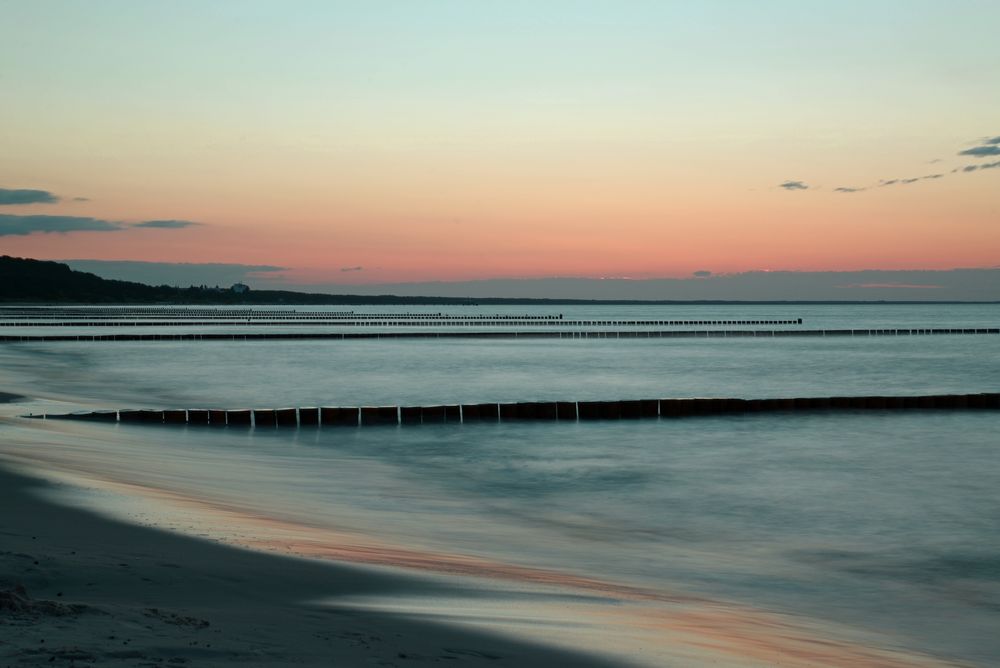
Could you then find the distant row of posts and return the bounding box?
[4,327,999,343]
[0,318,804,327]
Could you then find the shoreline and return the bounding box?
[1,373,987,667]
[0,463,623,667]
[0,455,964,668]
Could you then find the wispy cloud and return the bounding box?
[0,214,205,236]
[788,135,999,196]
[340,266,364,272]
[132,219,201,229]
[0,188,59,205]
[957,160,1000,173]
[0,214,121,236]
[959,145,1000,157]
[958,135,1000,156]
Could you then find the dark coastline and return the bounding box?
[3,256,997,305]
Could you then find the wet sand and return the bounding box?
[0,465,622,667]
[0,460,964,668]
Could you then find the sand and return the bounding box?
[0,465,621,667]
[2,462,968,668]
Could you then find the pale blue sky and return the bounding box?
[5,1,997,141]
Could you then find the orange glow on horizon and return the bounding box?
[6,172,999,286]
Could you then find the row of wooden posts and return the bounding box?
[38,393,1000,427]
[3,327,998,343]
[0,318,803,328]
[0,310,562,320]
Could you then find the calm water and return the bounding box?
[1,303,998,665]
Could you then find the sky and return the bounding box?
[2,1,999,296]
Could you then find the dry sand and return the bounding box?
[0,466,621,667]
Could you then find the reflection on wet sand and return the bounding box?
[1,430,954,668]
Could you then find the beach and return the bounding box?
[2,303,998,666]
[0,461,973,668]
[0,464,625,667]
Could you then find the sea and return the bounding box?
[1,303,998,666]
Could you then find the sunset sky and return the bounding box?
[2,1,999,288]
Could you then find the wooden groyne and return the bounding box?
[0,318,804,328]
[0,309,558,319]
[2,327,997,343]
[31,393,1000,426]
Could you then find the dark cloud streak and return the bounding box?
[132,219,201,229]
[0,214,205,236]
[0,188,59,205]
[787,135,999,196]
[965,160,1000,172]
[0,214,121,236]
[959,145,1000,157]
